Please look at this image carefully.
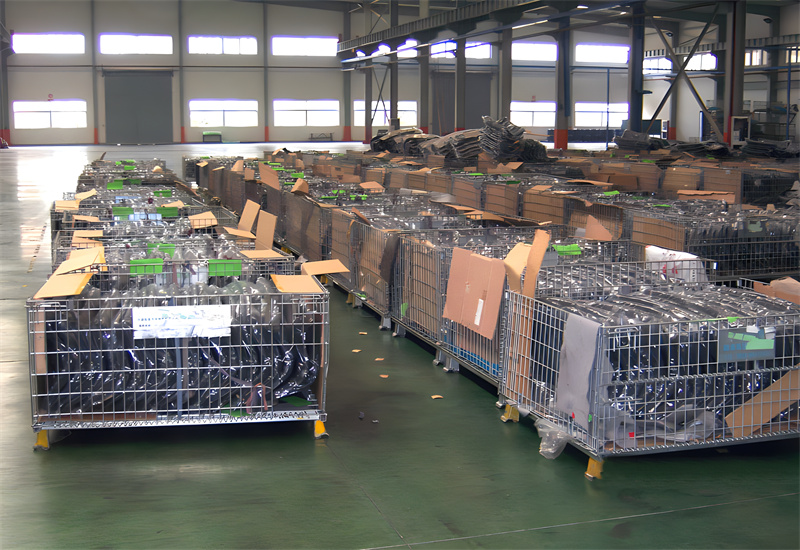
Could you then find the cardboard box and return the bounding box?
[442,249,506,339]
[752,277,800,306]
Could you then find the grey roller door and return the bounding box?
[104,70,173,144]
[431,72,492,135]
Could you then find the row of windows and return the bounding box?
[11,98,632,130]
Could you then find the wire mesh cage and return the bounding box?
[28,277,329,431]
[501,285,800,460]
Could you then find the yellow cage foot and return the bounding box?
[500,404,520,423]
[314,420,329,439]
[34,430,50,451]
[585,457,604,480]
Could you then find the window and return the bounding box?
[273,100,339,126]
[786,47,799,64]
[744,49,768,66]
[512,42,557,62]
[684,52,717,71]
[189,100,258,127]
[13,100,88,129]
[99,34,173,55]
[11,33,85,54]
[431,40,492,59]
[644,56,672,73]
[575,44,629,64]
[271,36,338,57]
[574,102,628,128]
[188,36,257,55]
[509,101,556,127]
[354,100,417,127]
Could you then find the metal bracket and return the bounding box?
[442,356,459,373]
[379,315,392,331]
[585,457,604,480]
[500,404,519,423]
[393,324,406,338]
[34,430,50,451]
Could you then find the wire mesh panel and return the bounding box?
[351,223,393,315]
[28,278,329,430]
[452,177,483,210]
[501,285,800,459]
[483,181,522,217]
[329,209,356,290]
[282,193,327,260]
[564,198,626,239]
[522,189,567,224]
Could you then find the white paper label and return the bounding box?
[132,305,232,339]
[474,298,484,326]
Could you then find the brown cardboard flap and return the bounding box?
[197,161,209,167]
[258,163,280,189]
[291,178,309,194]
[566,179,613,188]
[74,229,104,239]
[188,211,218,229]
[301,259,349,276]
[445,204,475,212]
[255,210,277,250]
[442,248,472,323]
[241,249,284,260]
[464,210,505,222]
[359,181,385,192]
[488,161,523,174]
[338,174,362,184]
[55,200,80,211]
[239,199,260,233]
[212,166,224,172]
[53,247,104,275]
[270,274,325,294]
[73,215,101,223]
[34,272,94,300]
[522,229,550,298]
[504,242,531,293]
[231,159,244,172]
[223,227,256,239]
[724,368,800,438]
[351,207,372,226]
[585,214,614,241]
[75,189,98,201]
[531,185,553,191]
[244,167,256,180]
[296,159,305,170]
[753,277,800,306]
[161,200,185,208]
[676,190,735,203]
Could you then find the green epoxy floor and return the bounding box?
[1,145,798,549]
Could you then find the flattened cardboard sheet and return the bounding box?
[34,272,94,300]
[223,227,255,239]
[231,159,244,172]
[197,161,209,168]
[442,248,472,323]
[258,163,280,189]
[753,277,800,306]
[241,249,284,260]
[161,200,185,208]
[238,199,260,233]
[291,178,309,195]
[244,168,256,180]
[300,259,349,276]
[566,179,613,188]
[255,210,277,250]
[55,200,80,211]
[188,211,218,229]
[443,249,506,339]
[73,215,101,223]
[676,190,735,203]
[585,215,613,241]
[531,185,553,191]
[75,189,98,201]
[359,181,385,192]
[74,229,104,239]
[521,229,551,298]
[503,242,531,294]
[53,247,105,275]
[725,368,800,438]
[351,207,372,226]
[270,274,325,294]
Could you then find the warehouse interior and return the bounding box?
[2,1,800,549]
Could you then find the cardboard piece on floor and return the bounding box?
[258,163,280,190]
[73,215,101,223]
[725,368,800,438]
[585,215,613,241]
[442,249,506,339]
[351,207,372,226]
[75,189,98,201]
[53,247,105,275]
[503,242,531,294]
[255,210,277,250]
[270,274,324,294]
[34,272,94,300]
[300,259,349,276]
[231,159,244,172]
[55,200,80,211]
[291,178,309,195]
[752,277,800,306]
[359,181,385,192]
[521,229,551,298]
[241,249,284,260]
[161,200,185,208]
[188,211,218,229]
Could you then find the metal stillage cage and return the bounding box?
[28,277,330,436]
[501,285,799,462]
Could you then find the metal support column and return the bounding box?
[418,45,430,133]
[90,0,99,144]
[723,0,746,145]
[455,37,467,132]
[628,2,645,133]
[263,3,270,142]
[178,0,185,143]
[554,18,571,150]
[389,0,399,129]
[342,6,352,141]
[0,0,11,145]
[364,59,373,144]
[498,28,513,120]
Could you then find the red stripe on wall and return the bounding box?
[181,126,186,144]
[264,127,269,142]
[553,128,569,150]
[93,127,99,145]
[343,125,351,142]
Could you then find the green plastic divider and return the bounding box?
[268,162,281,166]
[290,172,305,178]
[553,244,582,256]
[208,259,242,277]
[112,206,135,216]
[154,189,172,197]
[123,165,135,171]
[130,258,164,275]
[507,180,521,185]
[106,180,124,190]
[320,196,336,199]
[128,178,141,185]
[653,204,672,208]
[467,172,484,176]
[401,303,409,317]
[115,161,122,165]
[604,190,620,196]
[123,159,136,164]
[157,206,180,218]
[146,243,176,257]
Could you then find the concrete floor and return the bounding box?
[1,143,798,549]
